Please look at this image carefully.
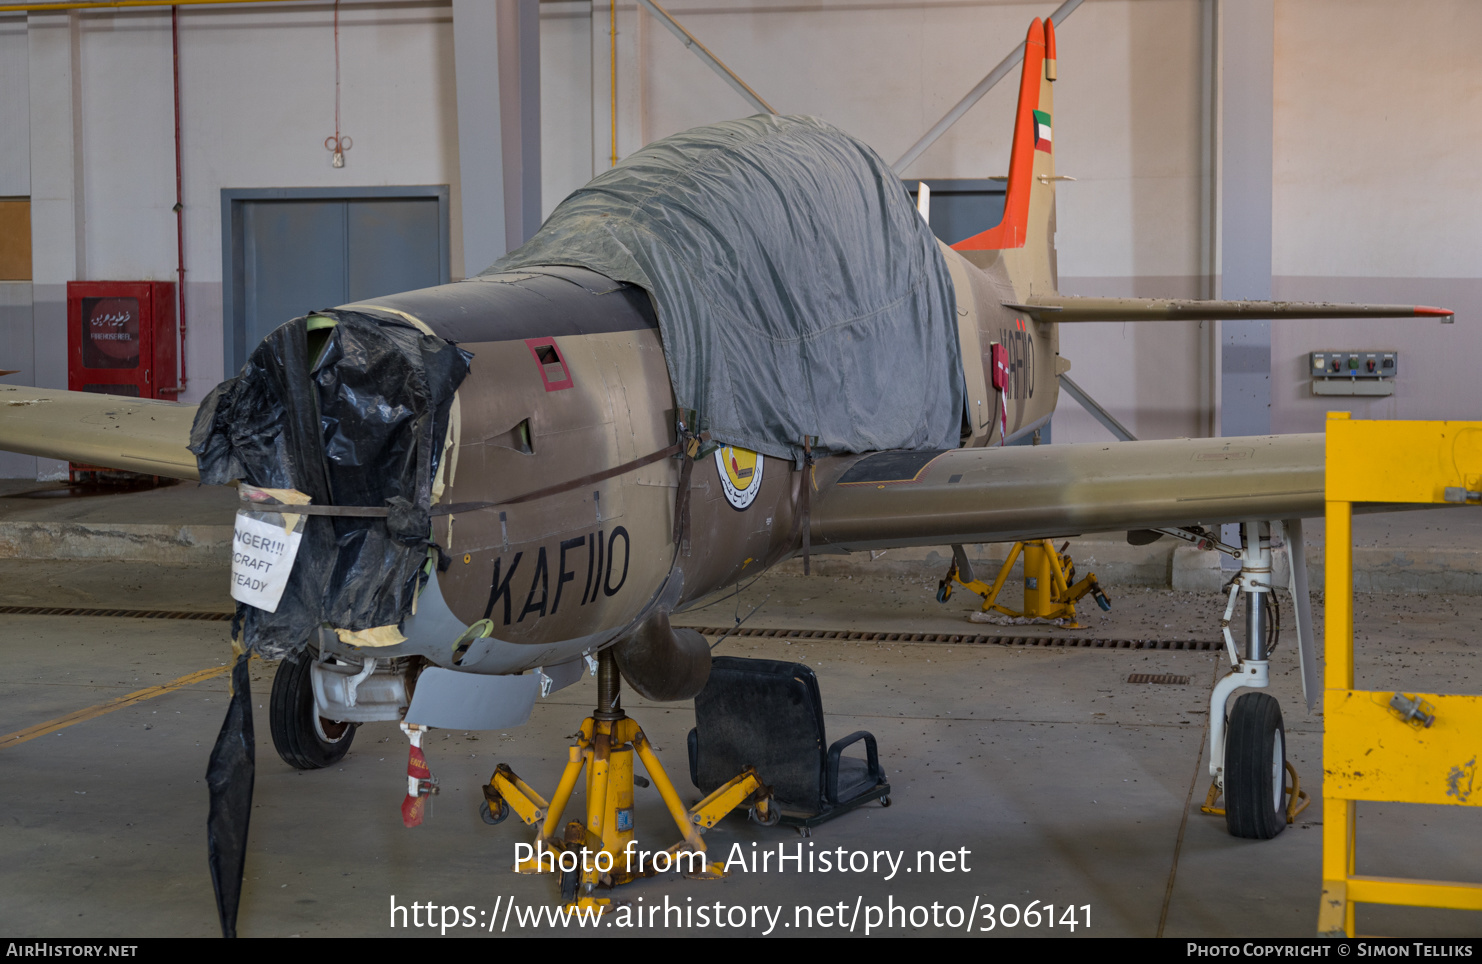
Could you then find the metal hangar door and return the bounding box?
[222,186,450,375]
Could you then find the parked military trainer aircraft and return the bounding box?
[0,15,1452,935]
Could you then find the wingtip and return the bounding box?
[1414,306,1454,317]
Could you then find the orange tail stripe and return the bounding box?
[952,19,1046,252]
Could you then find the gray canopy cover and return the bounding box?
[487,114,964,461]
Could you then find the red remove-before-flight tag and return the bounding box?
[401,793,425,828]
[401,744,432,828]
[407,745,430,780]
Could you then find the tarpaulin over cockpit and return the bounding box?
[486,114,964,462]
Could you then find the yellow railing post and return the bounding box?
[1319,414,1482,935]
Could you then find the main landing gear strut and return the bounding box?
[482,648,774,910]
[1194,520,1312,838]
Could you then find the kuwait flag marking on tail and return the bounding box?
[1034,110,1052,152]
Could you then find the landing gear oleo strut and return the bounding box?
[483,648,774,911]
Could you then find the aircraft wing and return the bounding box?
[1006,296,1454,323]
[810,434,1322,551]
[0,385,200,480]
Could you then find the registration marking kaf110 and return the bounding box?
[715,445,763,510]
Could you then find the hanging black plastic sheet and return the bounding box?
[205,653,253,939]
[488,114,964,462]
[189,310,469,937]
[190,309,471,658]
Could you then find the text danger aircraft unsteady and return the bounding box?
[0,17,1452,936]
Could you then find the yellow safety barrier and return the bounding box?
[1319,414,1482,936]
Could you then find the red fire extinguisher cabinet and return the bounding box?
[66,281,179,400]
[66,281,179,480]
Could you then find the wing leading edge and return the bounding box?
[0,385,199,480]
[809,434,1323,552]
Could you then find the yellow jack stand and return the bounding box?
[482,649,774,912]
[937,540,1110,629]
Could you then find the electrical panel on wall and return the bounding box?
[1309,351,1396,396]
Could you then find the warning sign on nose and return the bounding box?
[231,511,304,613]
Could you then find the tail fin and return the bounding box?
[952,18,1058,293]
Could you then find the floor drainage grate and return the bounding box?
[688,626,1219,651]
[0,606,232,621]
[1126,673,1191,685]
[0,607,1222,651]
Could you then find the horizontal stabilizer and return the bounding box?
[0,386,199,480]
[1006,296,1453,323]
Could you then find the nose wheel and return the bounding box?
[269,652,357,770]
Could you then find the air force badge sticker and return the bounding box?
[715,445,763,510]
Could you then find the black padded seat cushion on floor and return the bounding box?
[687,656,889,826]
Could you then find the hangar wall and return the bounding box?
[0,16,31,478]
[0,0,1475,477]
[1269,0,1482,432]
[2,3,461,475]
[585,0,1480,442]
[585,0,1217,445]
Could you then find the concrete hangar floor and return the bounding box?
[0,481,1478,938]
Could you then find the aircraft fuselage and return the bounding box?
[341,243,1059,675]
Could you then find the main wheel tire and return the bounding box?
[1224,692,1287,839]
[270,653,357,770]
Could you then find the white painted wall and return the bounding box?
[540,0,594,219]
[1271,0,1482,432]
[582,0,1214,444]
[77,10,176,284]
[19,3,460,408]
[6,0,1479,477]
[1045,0,1212,443]
[0,17,34,479]
[170,3,458,285]
[179,3,456,397]
[0,18,29,197]
[36,5,464,285]
[1273,0,1482,280]
[12,0,1211,424]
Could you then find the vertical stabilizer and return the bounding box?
[951,18,1059,297]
